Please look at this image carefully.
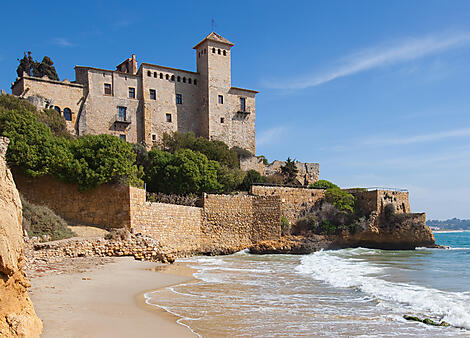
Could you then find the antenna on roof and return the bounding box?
[211,18,216,32]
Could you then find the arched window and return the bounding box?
[63,108,72,121]
[160,73,163,79]
[154,72,157,78]
[147,70,151,76]
[166,74,169,80]
[218,49,221,55]
[183,77,186,83]
[188,78,192,84]
[223,50,226,56]
[212,47,216,53]
[177,76,181,82]
[194,79,197,85]
[171,75,175,81]
[54,106,61,114]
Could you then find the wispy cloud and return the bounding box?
[267,32,470,89]
[363,127,470,146]
[52,38,76,47]
[257,126,287,147]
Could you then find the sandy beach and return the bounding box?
[27,256,197,338]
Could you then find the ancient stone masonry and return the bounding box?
[0,137,42,337]
[240,157,320,186]
[11,32,257,153]
[345,189,411,216]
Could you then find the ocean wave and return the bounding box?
[296,250,470,330]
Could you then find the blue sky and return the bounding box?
[1,1,470,219]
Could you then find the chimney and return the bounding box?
[131,54,137,75]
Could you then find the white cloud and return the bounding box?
[256,126,287,147]
[267,32,470,89]
[52,38,75,47]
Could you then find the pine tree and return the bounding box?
[16,53,59,81]
[281,157,299,185]
[16,51,35,77]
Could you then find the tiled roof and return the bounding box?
[193,32,234,49]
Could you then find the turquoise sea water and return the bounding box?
[147,232,470,337]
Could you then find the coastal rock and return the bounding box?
[0,137,42,337]
[249,235,331,254]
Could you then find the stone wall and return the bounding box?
[13,173,131,229]
[345,189,411,216]
[240,157,320,186]
[201,193,281,253]
[250,186,325,225]
[129,187,202,255]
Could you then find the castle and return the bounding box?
[11,32,257,153]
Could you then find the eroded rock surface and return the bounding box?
[0,137,42,337]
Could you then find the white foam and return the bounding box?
[296,249,470,330]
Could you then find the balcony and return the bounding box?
[236,106,251,116]
[113,113,132,126]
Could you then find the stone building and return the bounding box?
[11,32,257,153]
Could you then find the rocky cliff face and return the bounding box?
[0,137,42,337]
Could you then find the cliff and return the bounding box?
[0,137,42,337]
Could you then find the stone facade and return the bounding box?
[240,157,320,186]
[11,32,257,152]
[250,186,325,224]
[345,189,411,215]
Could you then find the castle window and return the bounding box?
[118,106,127,121]
[154,72,157,78]
[188,78,192,84]
[198,52,201,58]
[149,89,156,100]
[177,76,181,82]
[223,50,226,56]
[212,47,216,53]
[166,74,169,80]
[63,108,72,121]
[160,73,163,79]
[104,83,112,95]
[128,87,135,99]
[218,95,224,104]
[119,134,126,141]
[147,70,151,77]
[194,79,197,85]
[218,49,221,55]
[166,113,172,122]
[171,75,175,81]
[220,117,224,124]
[54,106,61,114]
[152,134,156,141]
[240,97,246,111]
[183,77,186,83]
[176,93,182,105]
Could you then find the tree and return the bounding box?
[16,52,35,77]
[309,179,340,190]
[239,169,266,191]
[280,157,299,184]
[16,52,59,81]
[325,188,356,214]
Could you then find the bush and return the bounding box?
[22,197,75,241]
[325,188,355,214]
[309,179,340,190]
[239,170,266,191]
[146,192,202,207]
[281,215,290,235]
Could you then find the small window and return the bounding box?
[166,113,172,122]
[176,93,182,105]
[223,50,226,56]
[240,97,246,111]
[188,78,192,84]
[152,134,156,141]
[104,83,112,95]
[119,134,126,141]
[128,87,135,99]
[183,77,186,83]
[63,108,72,121]
[198,52,201,57]
[166,74,169,80]
[118,106,127,120]
[147,70,151,77]
[218,95,224,104]
[177,76,181,82]
[154,72,157,78]
[220,117,224,123]
[218,49,221,55]
[212,47,216,53]
[54,106,61,114]
[171,75,175,81]
[194,79,197,85]
[160,73,163,79]
[149,89,156,100]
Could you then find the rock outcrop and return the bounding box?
[0,137,42,337]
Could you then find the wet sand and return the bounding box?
[28,256,197,338]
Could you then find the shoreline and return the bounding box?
[28,256,197,337]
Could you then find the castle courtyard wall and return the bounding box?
[346,189,411,216]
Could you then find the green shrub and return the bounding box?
[239,169,266,191]
[22,197,75,241]
[281,215,290,235]
[309,179,340,190]
[217,166,245,193]
[325,188,355,214]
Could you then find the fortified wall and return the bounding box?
[344,189,411,215]
[240,157,320,186]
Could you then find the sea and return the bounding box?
[145,231,470,337]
